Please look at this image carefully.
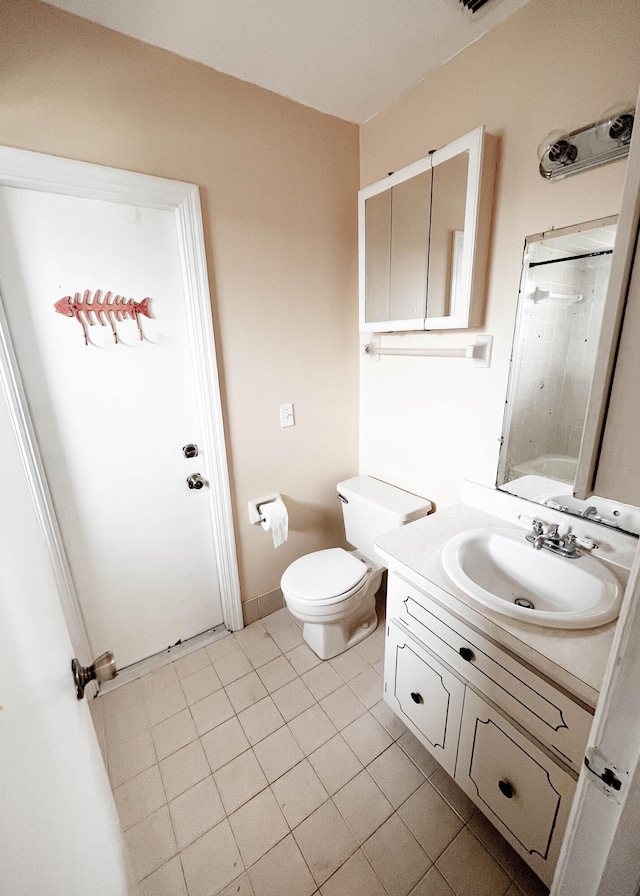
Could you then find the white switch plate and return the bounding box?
[279,402,294,427]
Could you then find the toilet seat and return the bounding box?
[281,548,368,605]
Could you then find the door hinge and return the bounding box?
[584,746,626,802]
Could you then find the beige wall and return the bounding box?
[0,0,360,606]
[3,0,640,615]
[359,0,640,511]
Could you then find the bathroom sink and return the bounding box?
[441,527,621,629]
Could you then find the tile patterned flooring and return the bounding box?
[91,604,551,896]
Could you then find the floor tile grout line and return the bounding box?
[434,817,537,896]
[111,692,395,825]
[125,719,393,888]
[162,762,443,894]
[99,610,547,896]
[121,697,380,811]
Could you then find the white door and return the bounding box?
[0,184,225,669]
[0,368,131,896]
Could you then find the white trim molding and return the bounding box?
[176,188,243,630]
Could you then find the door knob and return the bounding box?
[187,473,205,490]
[71,651,117,700]
[183,443,199,458]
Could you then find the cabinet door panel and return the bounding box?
[389,171,430,322]
[456,690,576,887]
[428,150,468,320]
[384,621,464,776]
[364,190,391,323]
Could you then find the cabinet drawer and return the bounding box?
[456,690,575,887]
[384,620,464,777]
[388,574,593,771]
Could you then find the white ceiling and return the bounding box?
[44,0,532,123]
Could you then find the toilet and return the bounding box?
[281,475,432,659]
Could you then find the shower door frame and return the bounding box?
[0,146,243,668]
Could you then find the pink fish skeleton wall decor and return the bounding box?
[54,289,152,346]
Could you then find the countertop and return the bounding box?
[375,503,628,708]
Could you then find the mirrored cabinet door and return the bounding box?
[428,148,469,321]
[364,190,392,323]
[389,170,431,322]
[359,126,496,333]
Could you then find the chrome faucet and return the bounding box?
[580,505,598,519]
[523,518,598,558]
[532,523,563,552]
[524,518,545,549]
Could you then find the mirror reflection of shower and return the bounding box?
[496,218,630,520]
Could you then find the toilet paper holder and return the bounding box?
[248,494,283,525]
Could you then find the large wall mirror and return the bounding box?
[497,217,640,536]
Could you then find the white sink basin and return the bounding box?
[441,527,621,629]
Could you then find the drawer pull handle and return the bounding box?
[498,779,514,799]
[459,646,475,662]
[410,692,424,705]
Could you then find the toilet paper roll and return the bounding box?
[260,497,288,548]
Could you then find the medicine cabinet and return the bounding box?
[358,126,497,333]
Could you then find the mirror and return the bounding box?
[428,150,469,319]
[497,217,640,536]
[363,166,431,329]
[359,127,495,333]
[363,189,393,323]
[390,172,431,320]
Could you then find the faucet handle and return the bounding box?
[521,516,546,549]
[518,513,545,540]
[561,532,598,554]
[574,535,598,551]
[518,514,544,534]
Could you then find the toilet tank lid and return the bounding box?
[336,475,432,522]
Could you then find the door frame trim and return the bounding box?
[0,146,243,663]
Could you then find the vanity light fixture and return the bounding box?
[538,104,634,180]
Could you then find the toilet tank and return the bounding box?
[337,475,432,559]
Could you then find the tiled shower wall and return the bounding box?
[505,251,611,472]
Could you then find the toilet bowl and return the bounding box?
[281,547,382,659]
[281,476,432,659]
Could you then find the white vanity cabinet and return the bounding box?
[384,572,593,887]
